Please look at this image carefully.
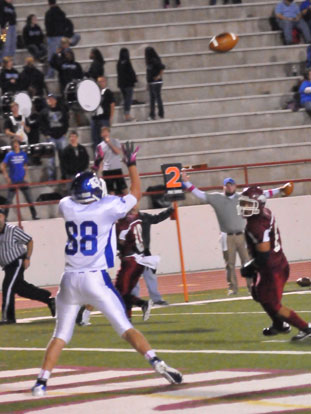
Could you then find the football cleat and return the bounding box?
[142,299,153,322]
[151,358,183,385]
[76,306,92,326]
[263,322,291,336]
[47,298,56,317]
[31,382,46,397]
[296,277,311,288]
[291,325,311,342]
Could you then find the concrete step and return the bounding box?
[42,75,299,104]
[39,61,299,97]
[15,1,277,18]
[15,0,272,8]
[129,124,311,157]
[107,109,310,141]
[16,3,277,29]
[39,18,272,44]
[135,142,311,173]
[14,30,284,65]
[112,94,292,124]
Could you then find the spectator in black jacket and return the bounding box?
[39,94,68,180]
[91,76,115,150]
[63,17,80,47]
[117,47,137,122]
[22,15,47,62]
[85,48,105,80]
[50,49,83,93]
[145,46,165,120]
[45,0,67,78]
[163,0,181,7]
[62,130,89,180]
[0,0,17,61]
[0,56,20,94]
[19,57,47,97]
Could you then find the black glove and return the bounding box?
[122,141,139,167]
[240,259,257,278]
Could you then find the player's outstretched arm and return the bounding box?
[181,170,207,202]
[263,182,294,199]
[122,141,141,201]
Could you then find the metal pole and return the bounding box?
[173,201,189,302]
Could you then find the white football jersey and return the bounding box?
[59,194,137,271]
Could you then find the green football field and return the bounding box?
[1,283,311,413]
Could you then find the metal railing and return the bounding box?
[0,158,310,228]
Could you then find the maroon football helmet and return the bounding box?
[237,186,266,217]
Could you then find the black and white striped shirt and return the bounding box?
[0,224,32,267]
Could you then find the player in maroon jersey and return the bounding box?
[115,208,153,321]
[237,186,311,341]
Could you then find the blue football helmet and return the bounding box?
[71,171,107,203]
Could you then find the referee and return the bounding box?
[0,209,55,324]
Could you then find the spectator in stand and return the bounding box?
[62,130,89,180]
[85,48,105,81]
[163,0,181,7]
[0,56,20,94]
[91,76,115,150]
[301,0,311,31]
[39,94,68,180]
[4,102,29,145]
[209,0,241,4]
[0,0,17,61]
[298,69,311,115]
[50,48,83,94]
[63,16,80,47]
[145,47,165,121]
[275,0,311,45]
[22,14,47,62]
[117,48,137,122]
[19,57,48,97]
[45,0,67,78]
[1,139,39,220]
[94,126,128,195]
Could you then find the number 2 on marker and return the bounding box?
[165,166,182,188]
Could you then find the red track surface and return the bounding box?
[3,261,310,310]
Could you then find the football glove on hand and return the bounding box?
[122,141,139,167]
[280,182,294,197]
[240,259,257,278]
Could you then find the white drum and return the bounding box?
[65,79,101,112]
[15,92,32,117]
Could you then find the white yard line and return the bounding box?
[1,347,311,356]
[15,290,311,324]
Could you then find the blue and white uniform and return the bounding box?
[53,193,137,343]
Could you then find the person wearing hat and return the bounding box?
[0,208,55,324]
[182,172,292,295]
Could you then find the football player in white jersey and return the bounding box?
[31,142,182,396]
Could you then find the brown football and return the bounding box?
[209,32,239,52]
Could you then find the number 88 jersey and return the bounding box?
[245,207,287,271]
[59,194,137,271]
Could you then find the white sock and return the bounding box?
[144,349,157,362]
[38,369,51,381]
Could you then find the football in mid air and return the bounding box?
[209,32,239,52]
